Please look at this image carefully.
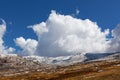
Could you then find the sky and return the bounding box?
[0,0,120,56]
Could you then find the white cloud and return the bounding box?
[28,10,110,57]
[14,10,120,57]
[0,19,6,53]
[0,19,15,54]
[14,37,38,56]
[107,24,120,52]
[28,22,48,39]
[1,10,120,57]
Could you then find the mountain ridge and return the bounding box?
[0,52,120,79]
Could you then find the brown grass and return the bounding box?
[1,60,120,80]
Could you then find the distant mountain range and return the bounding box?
[0,52,120,66]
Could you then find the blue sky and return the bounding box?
[0,0,120,52]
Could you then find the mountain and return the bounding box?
[0,52,119,67]
[0,52,120,80]
[24,52,120,66]
[0,53,120,80]
[24,53,86,66]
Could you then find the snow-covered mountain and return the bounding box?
[0,52,119,66]
[90,52,120,61]
[23,52,120,66]
[24,53,86,66]
[0,52,120,77]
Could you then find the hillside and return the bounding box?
[0,53,120,80]
[0,60,120,80]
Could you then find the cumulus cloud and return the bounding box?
[108,24,120,52]
[0,19,6,53]
[0,19,15,54]
[14,10,120,57]
[28,22,48,38]
[27,10,110,57]
[14,37,38,56]
[1,10,120,57]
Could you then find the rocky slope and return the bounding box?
[1,59,120,80]
[0,52,120,80]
